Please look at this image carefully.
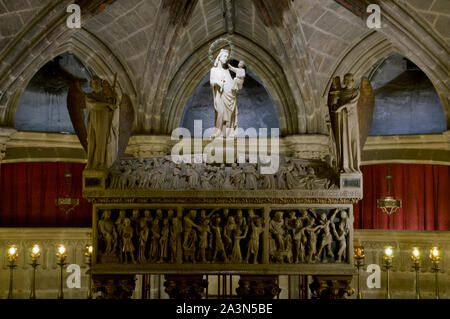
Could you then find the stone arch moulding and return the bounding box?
[162,34,299,137]
[3,28,138,130]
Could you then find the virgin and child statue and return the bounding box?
[210,49,246,138]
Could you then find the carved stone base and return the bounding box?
[309,275,354,299]
[236,275,281,299]
[83,169,108,192]
[92,274,136,299]
[164,275,208,299]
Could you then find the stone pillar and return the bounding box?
[92,274,136,299]
[164,275,208,299]
[309,275,354,299]
[236,275,281,300]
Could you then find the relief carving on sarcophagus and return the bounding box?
[93,205,353,274]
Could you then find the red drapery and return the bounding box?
[354,164,450,230]
[0,162,91,227]
[0,162,448,230]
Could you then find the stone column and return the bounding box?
[92,274,136,299]
[309,275,354,299]
[236,275,281,299]
[164,275,208,299]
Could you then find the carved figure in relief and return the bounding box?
[245,217,263,264]
[211,217,228,263]
[304,218,323,263]
[215,164,226,188]
[223,216,237,256]
[148,210,161,262]
[118,167,132,189]
[171,165,183,189]
[231,227,248,263]
[243,164,258,189]
[186,165,201,189]
[98,210,117,256]
[183,210,200,263]
[333,210,350,263]
[200,168,214,189]
[115,210,127,261]
[158,218,170,263]
[269,211,286,253]
[149,160,165,188]
[230,163,245,189]
[138,219,149,263]
[198,218,212,263]
[293,218,307,263]
[317,210,339,261]
[235,210,247,235]
[121,218,136,264]
[130,209,140,235]
[261,172,276,189]
[170,216,183,263]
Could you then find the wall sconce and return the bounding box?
[353,246,365,299]
[56,165,79,214]
[85,244,93,299]
[29,244,41,299]
[411,247,421,299]
[56,244,67,299]
[382,246,394,299]
[7,245,19,299]
[377,165,401,216]
[429,247,441,299]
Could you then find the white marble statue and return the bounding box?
[210,49,245,138]
[333,74,361,173]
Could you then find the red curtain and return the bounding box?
[0,162,91,227]
[354,164,450,230]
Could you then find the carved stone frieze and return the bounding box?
[94,207,352,266]
[107,156,338,191]
[269,208,352,264]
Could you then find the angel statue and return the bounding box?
[210,44,245,138]
[327,74,374,173]
[67,73,134,170]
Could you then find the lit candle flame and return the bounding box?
[32,244,40,255]
[58,245,66,255]
[384,246,393,258]
[412,247,420,258]
[8,246,17,256]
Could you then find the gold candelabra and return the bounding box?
[7,245,19,299]
[353,246,365,299]
[429,247,441,299]
[56,244,67,299]
[85,244,93,299]
[29,244,41,299]
[382,246,394,299]
[411,247,421,299]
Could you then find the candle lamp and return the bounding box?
[382,246,394,299]
[56,244,67,299]
[85,244,93,299]
[411,247,421,299]
[429,247,441,299]
[29,244,41,299]
[7,245,19,299]
[353,246,365,299]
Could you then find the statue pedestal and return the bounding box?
[339,172,362,193]
[83,169,108,192]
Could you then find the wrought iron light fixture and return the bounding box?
[56,164,79,214]
[377,165,401,216]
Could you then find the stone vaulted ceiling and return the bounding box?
[0,0,449,135]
